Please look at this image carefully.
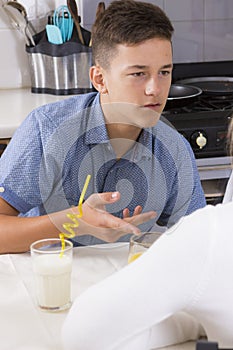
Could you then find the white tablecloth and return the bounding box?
[0,243,196,350]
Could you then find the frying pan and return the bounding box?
[176,77,233,95]
[165,84,202,109]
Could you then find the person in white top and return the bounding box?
[62,201,233,350]
[61,103,233,350]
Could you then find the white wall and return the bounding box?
[80,0,233,63]
[0,0,232,89]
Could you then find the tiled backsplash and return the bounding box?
[0,0,232,88]
[81,0,233,63]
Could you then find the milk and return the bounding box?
[33,254,72,310]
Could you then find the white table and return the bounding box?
[0,243,195,350]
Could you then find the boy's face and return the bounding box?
[95,37,173,128]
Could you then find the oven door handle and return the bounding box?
[198,164,232,172]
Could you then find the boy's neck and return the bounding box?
[106,123,141,141]
[106,123,141,159]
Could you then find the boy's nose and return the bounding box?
[145,78,160,96]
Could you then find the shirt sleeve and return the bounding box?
[0,110,44,213]
[62,205,215,350]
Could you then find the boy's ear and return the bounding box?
[89,65,108,94]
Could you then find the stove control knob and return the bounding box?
[191,131,207,149]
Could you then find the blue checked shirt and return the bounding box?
[0,93,206,245]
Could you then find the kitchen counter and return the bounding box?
[0,88,70,138]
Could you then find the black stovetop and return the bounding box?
[164,93,233,114]
[163,60,233,159]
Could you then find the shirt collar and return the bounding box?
[84,93,109,145]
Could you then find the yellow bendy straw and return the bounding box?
[59,174,91,256]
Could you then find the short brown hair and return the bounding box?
[91,0,174,68]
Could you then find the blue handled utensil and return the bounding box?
[46,24,63,44]
[53,5,74,43]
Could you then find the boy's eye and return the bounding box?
[160,70,171,76]
[131,72,145,77]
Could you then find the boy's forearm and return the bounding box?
[0,214,62,254]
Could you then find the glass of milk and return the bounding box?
[30,238,73,312]
[128,232,161,263]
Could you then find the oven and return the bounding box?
[163,60,233,204]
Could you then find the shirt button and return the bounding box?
[0,187,4,193]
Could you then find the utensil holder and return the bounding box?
[26,30,93,95]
